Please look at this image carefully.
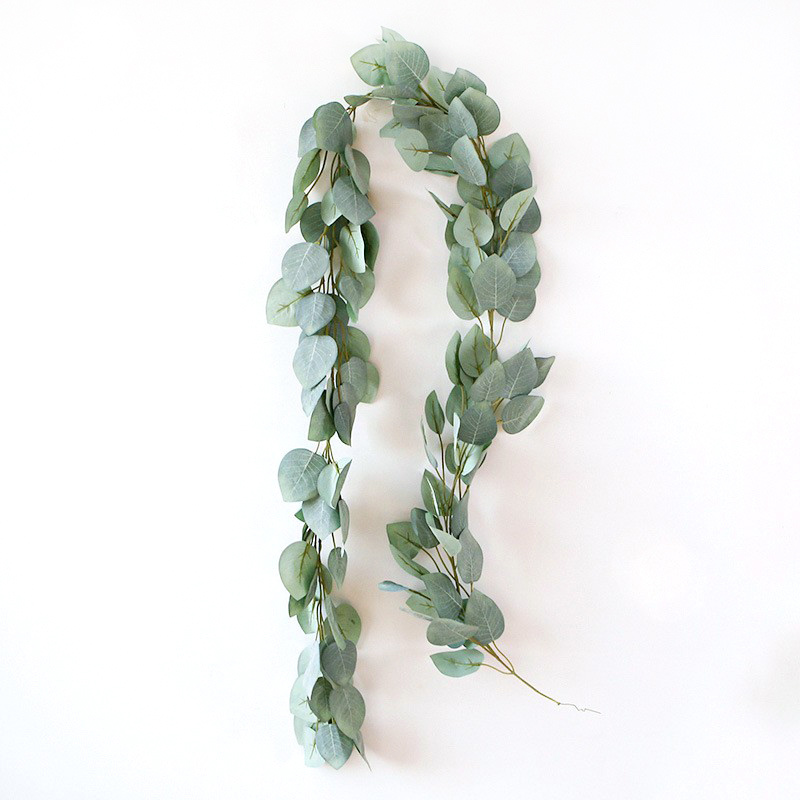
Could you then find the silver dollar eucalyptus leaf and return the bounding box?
[502,394,544,434]
[292,334,338,388]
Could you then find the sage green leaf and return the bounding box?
[464,589,505,643]
[458,402,497,445]
[459,325,492,377]
[296,292,335,335]
[424,65,453,107]
[350,43,388,86]
[454,203,492,248]
[329,684,365,740]
[340,357,368,401]
[447,264,480,320]
[451,494,469,536]
[503,347,538,397]
[425,154,456,176]
[362,362,380,403]
[488,133,530,168]
[461,442,486,476]
[427,618,479,646]
[381,26,405,42]
[333,401,353,445]
[386,40,429,86]
[502,394,544,433]
[339,222,366,273]
[309,677,332,721]
[302,494,341,538]
[332,176,375,225]
[457,176,490,208]
[490,156,532,200]
[424,391,445,434]
[497,270,537,322]
[344,145,371,194]
[430,648,484,677]
[324,594,346,649]
[336,602,361,644]
[387,520,419,558]
[421,469,447,517]
[517,195,541,233]
[298,117,317,157]
[278,541,319,600]
[459,87,500,135]
[534,356,555,387]
[313,102,354,153]
[290,674,315,722]
[420,112,457,153]
[394,128,429,171]
[281,242,329,291]
[390,545,428,579]
[392,103,427,128]
[316,723,353,769]
[431,522,462,558]
[301,377,327,416]
[300,202,325,243]
[499,187,535,231]
[448,96,478,138]
[471,254,515,312]
[293,149,321,195]
[320,189,339,226]
[317,457,351,507]
[379,117,403,139]
[444,67,487,103]
[285,190,307,232]
[411,507,439,548]
[302,726,325,768]
[429,190,458,220]
[338,498,350,542]
[278,448,327,502]
[344,94,371,107]
[328,548,347,588]
[308,394,334,441]
[451,136,486,186]
[470,359,506,403]
[292,334,337,388]
[500,231,537,277]
[362,220,380,269]
[406,592,437,620]
[378,580,409,592]
[266,278,302,327]
[421,573,463,619]
[457,528,483,583]
[445,331,461,384]
[448,242,481,273]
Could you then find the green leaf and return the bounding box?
[295,292,336,335]
[327,548,347,587]
[499,187,535,231]
[464,589,505,644]
[458,402,497,445]
[329,684,365,740]
[386,40,429,86]
[420,112,458,153]
[281,242,329,291]
[421,573,463,619]
[517,195,541,233]
[470,359,506,403]
[502,395,544,433]
[265,278,302,327]
[410,507,439,548]
[292,149,321,195]
[456,528,483,583]
[431,522,462,558]
[278,448,327,502]
[309,677,332,721]
[350,43,388,86]
[488,133,530,168]
[444,68,487,103]
[389,544,428,579]
[430,648,484,677]
[332,176,375,225]
[300,202,325,243]
[338,498,350,542]
[285,190,308,232]
[335,602,362,644]
[490,156,532,200]
[451,494,469,536]
[339,222,366,273]
[459,325,492,378]
[298,117,317,157]
[459,87,500,135]
[387,520,420,559]
[313,102,354,153]
[320,189,339,225]
[448,96,478,138]
[394,128,429,171]
[424,391,445,434]
[534,356,555,387]
[424,65,453,106]
[445,331,461,384]
[381,26,405,42]
[302,494,341,537]
[308,394,334,442]
[362,362,380,403]
[451,136,486,186]
[421,470,447,517]
[344,145,371,194]
[497,270,537,322]
[317,458,351,507]
[471,254,515,312]
[316,723,353,769]
[426,618,479,646]
[378,580,409,592]
[453,203,492,248]
[500,231,537,277]
[340,357,368,401]
[447,263,480,320]
[333,401,354,445]
[320,640,358,686]
[278,541,319,600]
[292,334,338,388]
[503,347,538,397]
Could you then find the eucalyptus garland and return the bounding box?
[268,27,589,770]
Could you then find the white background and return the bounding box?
[1,1,799,797]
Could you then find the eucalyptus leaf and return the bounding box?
[350,43,388,86]
[448,96,478,138]
[302,494,341,537]
[457,402,498,446]
[464,589,505,644]
[488,132,530,168]
[424,391,445,434]
[496,270,537,322]
[459,87,500,135]
[316,723,353,770]
[420,112,458,153]
[533,356,555,387]
[339,222,366,273]
[456,528,483,583]
[502,394,544,433]
[503,347,538,398]
[451,136,486,186]
[285,190,308,232]
[317,458,351,508]
[344,145,371,194]
[278,448,327,502]
[332,176,375,225]
[386,40,429,86]
[296,292,335,335]
[279,541,319,600]
[471,254,515,312]
[430,648,484,677]
[313,102,354,153]
[293,149,321,195]
[500,231,537,277]
[459,325,492,378]
[421,573,462,619]
[335,602,362,644]
[394,128,429,171]
[427,618,479,646]
[378,580,409,592]
[453,203,492,248]
[470,359,506,403]
[499,187,535,231]
[444,67,487,103]
[298,117,317,157]
[490,156,532,200]
[293,334,338,388]
[329,684,365,740]
[266,278,302,327]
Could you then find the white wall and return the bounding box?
[1,1,798,797]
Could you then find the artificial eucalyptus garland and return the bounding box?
[268,27,589,770]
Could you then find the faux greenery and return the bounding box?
[268,27,592,771]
